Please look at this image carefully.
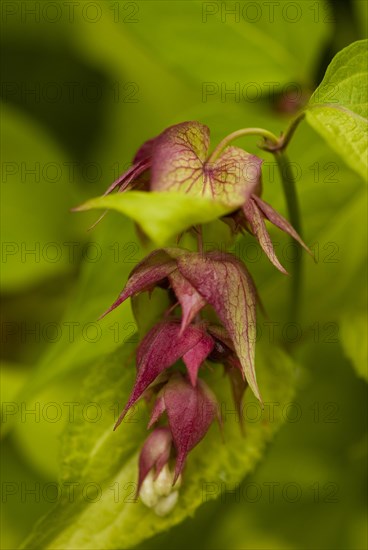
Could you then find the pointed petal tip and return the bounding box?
[178,319,186,337]
[147,418,155,430]
[248,378,263,407]
[97,305,115,321]
[98,294,127,320]
[244,198,290,275]
[97,310,109,322]
[113,416,124,431]
[255,391,264,409]
[172,473,180,487]
[87,210,108,232]
[307,245,315,259]
[113,401,132,430]
[70,204,84,213]
[187,371,197,386]
[173,459,185,486]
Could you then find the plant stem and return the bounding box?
[274,150,302,323]
[207,127,279,163]
[265,112,306,152]
[279,112,305,151]
[196,225,203,255]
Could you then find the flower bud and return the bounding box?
[137,427,172,494]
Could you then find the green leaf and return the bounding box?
[16,215,141,400]
[306,40,368,181]
[340,312,368,381]
[12,371,85,480]
[124,0,331,86]
[20,341,296,549]
[353,0,368,39]
[75,191,238,245]
[0,362,29,406]
[0,103,83,292]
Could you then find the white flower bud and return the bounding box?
[153,465,174,497]
[154,491,179,517]
[139,470,159,508]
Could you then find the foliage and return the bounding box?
[1,2,367,550]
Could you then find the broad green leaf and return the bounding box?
[200,340,367,550]
[340,312,368,381]
[1,440,53,550]
[306,40,368,181]
[75,191,239,245]
[124,0,331,86]
[20,340,296,549]
[11,370,86,480]
[0,103,83,291]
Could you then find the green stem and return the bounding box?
[196,225,203,255]
[207,127,279,163]
[274,150,302,323]
[266,112,306,152]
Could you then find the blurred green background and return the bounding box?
[1,1,367,549]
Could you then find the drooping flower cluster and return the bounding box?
[101,121,309,515]
[104,121,310,272]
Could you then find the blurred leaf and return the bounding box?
[16,214,140,398]
[199,341,368,550]
[131,289,171,338]
[3,3,367,549]
[69,0,196,170]
[1,441,53,550]
[0,362,29,405]
[75,191,238,245]
[353,0,368,39]
[21,341,296,549]
[0,361,29,440]
[125,0,331,86]
[306,40,368,181]
[340,312,368,381]
[12,371,85,480]
[0,103,83,292]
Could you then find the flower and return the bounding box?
[138,426,172,494]
[104,120,310,272]
[103,137,154,195]
[114,318,214,429]
[149,373,219,482]
[137,427,180,516]
[207,324,248,430]
[226,193,311,274]
[104,121,261,208]
[97,121,314,514]
[136,375,219,514]
[103,248,261,403]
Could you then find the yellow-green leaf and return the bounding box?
[306,40,368,181]
[75,191,239,245]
